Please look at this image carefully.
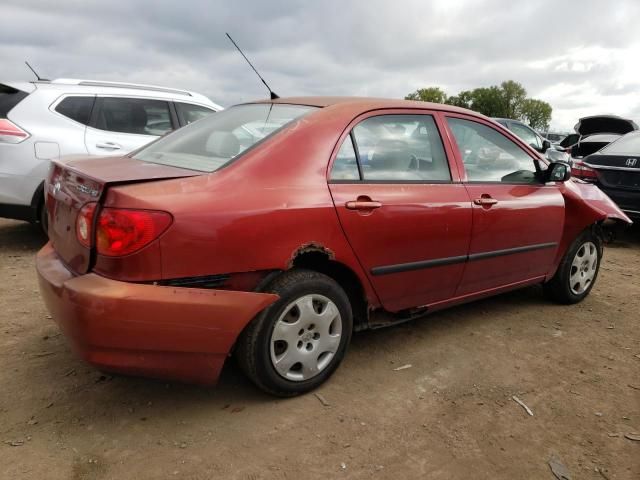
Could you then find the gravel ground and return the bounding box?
[0,218,638,480]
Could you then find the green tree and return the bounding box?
[445,90,473,109]
[521,98,552,131]
[405,87,447,103]
[499,80,527,119]
[468,86,505,117]
[404,80,553,128]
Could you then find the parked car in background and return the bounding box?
[37,97,630,396]
[543,132,568,144]
[0,78,222,230]
[575,130,640,221]
[566,115,637,169]
[492,118,551,154]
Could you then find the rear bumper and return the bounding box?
[36,243,278,385]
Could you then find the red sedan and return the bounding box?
[37,97,631,396]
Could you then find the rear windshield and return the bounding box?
[134,103,317,172]
[0,84,28,118]
[601,132,640,155]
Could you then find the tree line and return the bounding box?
[405,80,552,131]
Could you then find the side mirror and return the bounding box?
[546,161,571,183]
[542,139,551,152]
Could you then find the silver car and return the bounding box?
[0,78,222,230]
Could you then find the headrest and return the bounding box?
[206,132,241,158]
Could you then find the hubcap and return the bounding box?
[569,241,598,295]
[270,294,342,381]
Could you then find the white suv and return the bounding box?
[0,78,222,229]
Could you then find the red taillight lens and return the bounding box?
[76,203,97,248]
[571,160,598,181]
[0,119,30,144]
[96,208,172,256]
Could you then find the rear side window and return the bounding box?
[330,135,360,180]
[95,98,172,136]
[601,132,640,155]
[352,115,451,182]
[176,102,215,125]
[0,84,28,118]
[55,96,95,125]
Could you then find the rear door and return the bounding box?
[85,97,175,156]
[444,114,565,295]
[328,111,472,312]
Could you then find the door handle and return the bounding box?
[345,197,382,211]
[473,196,498,206]
[96,142,122,150]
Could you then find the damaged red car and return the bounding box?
[37,98,631,396]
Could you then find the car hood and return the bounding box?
[574,116,638,136]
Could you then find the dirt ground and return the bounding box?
[0,218,638,480]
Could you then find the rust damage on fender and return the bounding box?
[288,242,336,268]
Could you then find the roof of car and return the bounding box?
[248,96,478,115]
[1,78,222,110]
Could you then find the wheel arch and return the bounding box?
[290,250,370,332]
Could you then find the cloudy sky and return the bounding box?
[2,0,639,131]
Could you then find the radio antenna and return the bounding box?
[225,33,279,100]
[25,61,49,81]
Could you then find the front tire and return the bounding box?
[544,229,602,304]
[236,269,353,396]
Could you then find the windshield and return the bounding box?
[601,132,640,155]
[134,103,317,172]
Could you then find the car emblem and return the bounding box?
[626,158,638,167]
[75,184,99,197]
[52,181,61,196]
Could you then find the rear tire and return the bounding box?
[236,269,353,397]
[543,229,602,304]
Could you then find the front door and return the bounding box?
[328,112,472,312]
[444,115,565,295]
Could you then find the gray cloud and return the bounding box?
[1,0,639,130]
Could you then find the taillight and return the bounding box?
[571,160,598,182]
[76,205,172,256]
[0,119,30,144]
[76,203,97,248]
[96,208,172,256]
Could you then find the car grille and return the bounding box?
[597,170,640,190]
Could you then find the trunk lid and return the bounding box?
[46,156,201,274]
[574,116,638,136]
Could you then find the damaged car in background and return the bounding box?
[37,97,631,396]
[565,115,638,174]
[576,130,640,222]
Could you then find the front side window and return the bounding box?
[447,117,539,183]
[510,122,542,150]
[135,103,316,172]
[96,98,172,136]
[350,114,451,182]
[55,96,95,125]
[176,102,216,125]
